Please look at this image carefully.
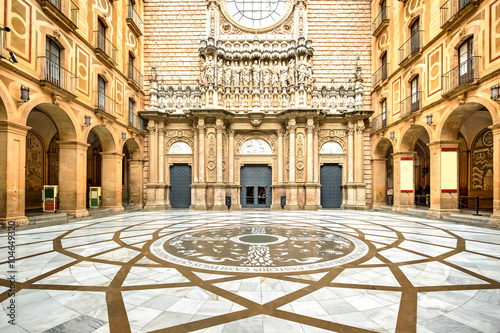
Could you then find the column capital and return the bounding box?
[306,125,314,134]
[287,124,297,132]
[427,140,460,149]
[227,128,235,137]
[57,140,90,149]
[277,128,285,137]
[197,125,206,134]
[216,124,225,133]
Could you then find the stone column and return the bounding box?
[371,158,388,208]
[271,128,286,210]
[144,121,158,210]
[213,120,226,210]
[491,125,500,226]
[0,121,30,227]
[58,141,89,217]
[342,123,356,208]
[227,128,240,210]
[286,119,299,210]
[427,141,460,218]
[190,124,199,210]
[354,121,367,209]
[392,151,415,212]
[304,120,316,210]
[100,152,124,211]
[156,125,167,209]
[193,120,207,209]
[128,159,144,206]
[314,127,321,208]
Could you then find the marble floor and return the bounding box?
[1,210,500,333]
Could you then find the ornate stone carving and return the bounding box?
[169,142,192,154]
[320,142,343,154]
[207,132,216,182]
[240,139,272,155]
[296,132,305,182]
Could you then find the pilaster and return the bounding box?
[100,152,124,212]
[392,151,415,212]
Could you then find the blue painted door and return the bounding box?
[320,164,343,208]
[240,165,272,208]
[170,164,191,208]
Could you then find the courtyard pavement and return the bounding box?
[1,210,499,332]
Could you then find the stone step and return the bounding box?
[28,212,70,225]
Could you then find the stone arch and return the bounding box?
[319,136,346,153]
[87,124,117,152]
[373,137,393,158]
[166,137,194,154]
[123,137,142,159]
[0,89,9,122]
[38,25,73,70]
[447,22,482,68]
[320,141,343,154]
[235,132,276,154]
[21,100,78,141]
[439,100,496,141]
[399,124,431,152]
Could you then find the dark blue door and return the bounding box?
[170,164,191,208]
[240,165,272,208]
[320,164,343,208]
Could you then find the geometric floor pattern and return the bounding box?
[1,210,500,333]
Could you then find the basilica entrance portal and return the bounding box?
[240,165,272,208]
[320,164,343,208]
[169,164,191,208]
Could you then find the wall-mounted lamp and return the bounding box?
[17,85,30,104]
[491,84,500,104]
[121,132,127,141]
[390,131,395,140]
[82,115,91,130]
[426,113,433,126]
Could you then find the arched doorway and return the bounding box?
[372,138,393,207]
[25,109,64,212]
[87,130,102,207]
[238,138,273,209]
[86,125,122,210]
[440,103,494,213]
[319,142,344,208]
[167,141,193,209]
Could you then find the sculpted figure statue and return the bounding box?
[252,59,261,89]
[288,58,296,86]
[202,55,215,85]
[271,59,280,89]
[262,60,272,88]
[298,55,307,84]
[224,60,232,88]
[216,57,224,87]
[280,59,288,88]
[242,60,251,88]
[307,58,314,86]
[232,60,241,89]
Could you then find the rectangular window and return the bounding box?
[411,76,419,112]
[98,76,106,110]
[381,53,387,81]
[381,99,387,126]
[410,19,420,54]
[45,37,60,85]
[459,37,474,85]
[129,98,135,125]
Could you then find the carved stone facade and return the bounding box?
[141,0,372,211]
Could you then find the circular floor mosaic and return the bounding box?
[150,225,369,272]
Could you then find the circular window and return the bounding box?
[226,0,288,29]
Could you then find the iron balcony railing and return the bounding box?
[372,6,389,35]
[46,0,79,28]
[440,0,478,28]
[39,56,77,95]
[398,30,423,65]
[372,114,387,132]
[372,63,389,86]
[400,91,422,117]
[93,91,117,116]
[442,56,480,96]
[128,63,144,89]
[94,31,118,65]
[127,5,143,35]
[129,113,144,131]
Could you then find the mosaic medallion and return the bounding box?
[150,225,369,272]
